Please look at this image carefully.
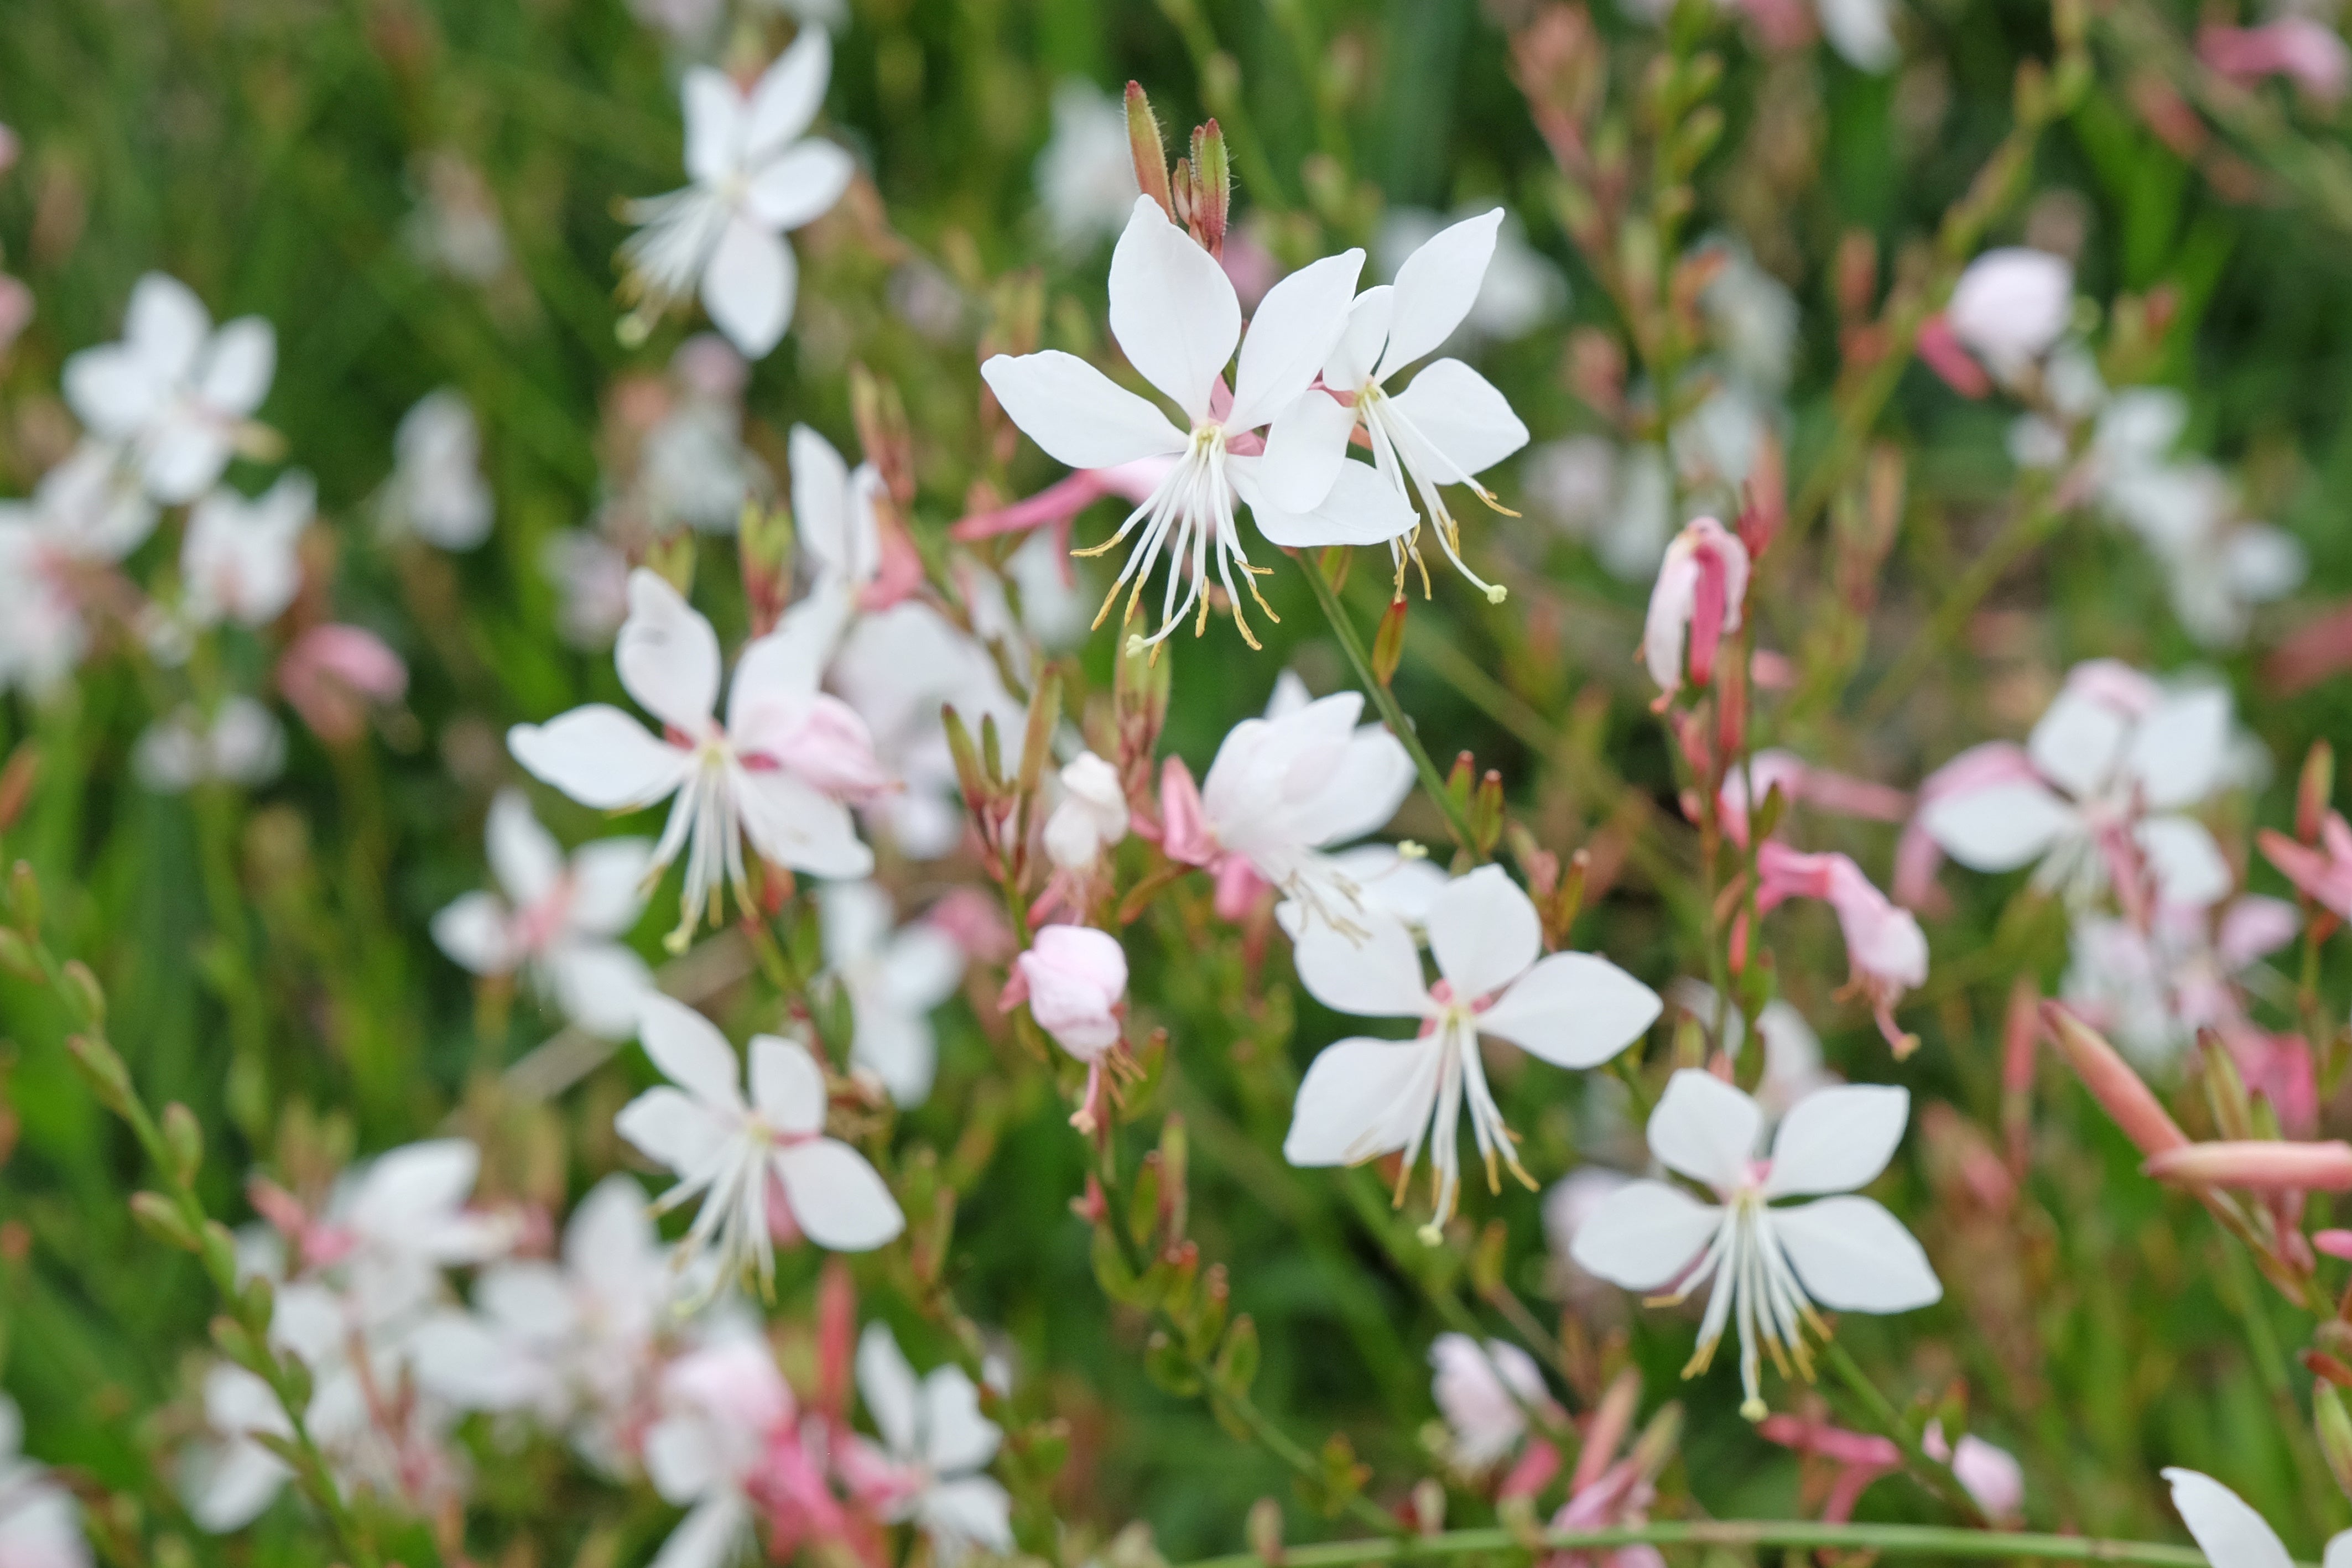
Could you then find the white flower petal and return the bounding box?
[1323,285,1394,392]
[789,424,862,583]
[1232,453,1417,548]
[2164,1470,2297,1568]
[1477,951,1661,1069]
[857,1322,924,1456]
[744,141,854,231]
[922,1364,1002,1472]
[1762,1084,1909,1198]
[2125,687,2231,810]
[744,29,831,155]
[1291,910,1429,1019]
[2029,685,2131,800]
[1383,358,1530,480]
[549,942,658,1039]
[1771,1195,1942,1312]
[2325,1531,2352,1568]
[773,1139,905,1249]
[486,788,564,908]
[348,1139,478,1234]
[617,570,722,734]
[1257,390,1361,514]
[923,1476,1016,1552]
[650,1494,751,1568]
[515,706,688,812]
[749,1033,828,1137]
[1567,1178,1724,1290]
[1427,866,1543,1002]
[733,765,876,878]
[432,892,516,975]
[1919,780,2073,871]
[681,68,745,186]
[569,838,655,934]
[850,1004,936,1106]
[1646,1069,1762,1190]
[980,350,1189,470]
[2140,815,2233,910]
[199,319,275,414]
[615,1087,730,1176]
[1376,209,1503,381]
[703,217,795,358]
[1225,247,1364,431]
[1283,1036,1443,1166]
[127,274,211,377]
[638,995,746,1111]
[1107,195,1238,422]
[1815,0,1900,71]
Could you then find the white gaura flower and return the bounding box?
[820,880,967,1106]
[616,995,904,1288]
[1284,867,1662,1238]
[846,1324,1014,1566]
[2063,895,2297,1071]
[543,529,632,650]
[2166,1470,2352,1568]
[0,444,157,695]
[1570,1070,1941,1420]
[63,273,275,504]
[509,569,883,948]
[1526,435,1675,583]
[1272,843,1448,941]
[1313,209,1532,600]
[981,196,1413,649]
[1043,750,1130,871]
[1035,80,1138,253]
[182,473,313,629]
[380,390,492,550]
[619,33,854,358]
[641,1333,796,1568]
[0,1395,92,1568]
[430,789,657,1039]
[1162,689,1416,931]
[302,1138,521,1324]
[830,601,1021,859]
[1917,661,2234,911]
[1428,1333,1549,1470]
[133,697,286,794]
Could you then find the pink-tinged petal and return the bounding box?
[508,707,691,811]
[1257,390,1359,514]
[2028,684,2131,799]
[703,217,795,358]
[1292,910,1429,1019]
[680,68,745,186]
[1231,453,1416,548]
[1427,866,1543,1002]
[1567,1178,1723,1290]
[1383,358,1529,481]
[1377,209,1504,381]
[744,140,854,231]
[1478,952,1661,1069]
[1918,779,2073,871]
[749,1033,829,1137]
[616,570,721,733]
[733,765,876,878]
[1762,1084,1909,1197]
[1225,247,1364,431]
[1282,1036,1443,1166]
[980,350,1188,470]
[1107,195,1239,421]
[774,1139,904,1250]
[2163,1469,2295,1568]
[2139,815,2232,910]
[1944,248,2071,369]
[1770,1195,1941,1311]
[649,1493,752,1568]
[637,994,746,1110]
[743,29,830,155]
[1645,1069,1762,1190]
[431,892,516,976]
[548,942,657,1039]
[485,788,564,908]
[2218,895,2299,967]
[1324,285,1394,391]
[1159,756,1217,867]
[2125,686,2232,809]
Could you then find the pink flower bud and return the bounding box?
[2200,18,2351,103]
[1944,248,2074,376]
[277,623,409,746]
[2143,1139,2352,1192]
[1011,925,1128,1059]
[2039,1002,2190,1158]
[1915,315,1994,398]
[1643,517,1749,704]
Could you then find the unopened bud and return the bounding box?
[1246,1497,1283,1565]
[2318,1384,2352,1499]
[2145,1140,2352,1192]
[129,1191,199,1252]
[65,1034,132,1117]
[8,859,38,932]
[1124,83,1175,220]
[162,1102,204,1190]
[60,960,105,1028]
[2040,1003,2189,1157]
[1372,596,1408,687]
[2200,1034,2255,1141]
[0,743,39,834]
[2302,742,2337,845]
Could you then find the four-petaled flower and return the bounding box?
[1571,1070,1941,1420]
[509,569,885,949]
[1284,866,1662,1238]
[615,994,904,1290]
[818,879,967,1107]
[981,196,1412,650]
[64,273,276,504]
[620,33,855,358]
[841,1324,1013,1567]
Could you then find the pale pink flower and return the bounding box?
[1428,1333,1550,1469]
[1755,842,1928,1054]
[1008,925,1127,1059]
[1925,1423,2025,1522]
[2260,810,2352,918]
[2063,895,2297,1071]
[509,569,883,947]
[2200,18,2351,103]
[642,1335,808,1568]
[277,624,408,746]
[1643,517,1749,702]
[1940,248,2074,382]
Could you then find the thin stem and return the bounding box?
[1174,1520,2259,1568]
[1299,553,1480,862]
[1857,494,2064,725]
[1820,1338,1990,1527]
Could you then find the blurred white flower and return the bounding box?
[542,530,633,650]
[1526,436,1675,582]
[1429,1333,1550,1470]
[509,570,883,946]
[641,1333,797,1568]
[820,880,966,1106]
[404,152,511,285]
[981,197,1411,649]
[844,1324,1013,1566]
[64,273,274,504]
[181,473,313,629]
[1945,248,2073,379]
[1043,751,1130,872]
[0,1395,91,1568]
[616,995,905,1287]
[1572,1071,1940,1419]
[0,444,156,694]
[830,601,1019,860]
[430,789,657,1039]
[620,34,854,357]
[380,390,492,551]
[1035,80,1138,253]
[1698,238,1801,393]
[1669,980,1835,1116]
[2062,895,2297,1071]
[134,697,286,794]
[640,342,766,533]
[1285,868,1662,1236]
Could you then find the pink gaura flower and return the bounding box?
[1643,516,1749,705]
[1755,841,1928,1055]
[277,623,408,746]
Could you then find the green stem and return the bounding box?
[1299,554,1480,862]
[1857,495,2064,725]
[1174,1521,2256,1568]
